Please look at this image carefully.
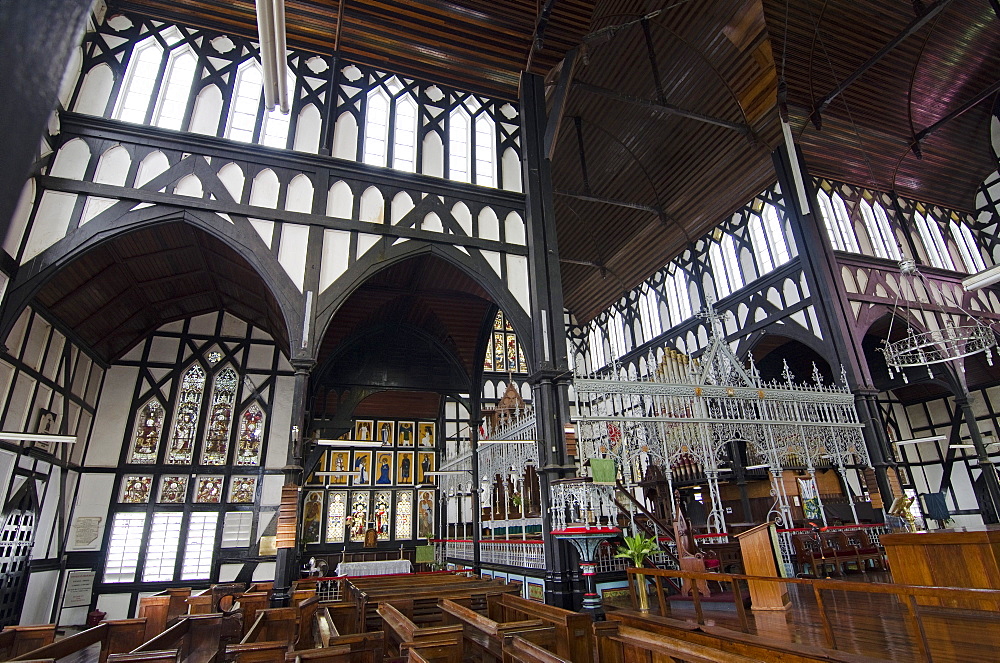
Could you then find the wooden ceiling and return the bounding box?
[35,222,289,361]
[69,0,999,351]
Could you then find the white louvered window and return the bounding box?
[181,512,218,579]
[221,511,254,548]
[104,513,147,583]
[142,513,183,582]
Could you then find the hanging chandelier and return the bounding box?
[881,259,996,381]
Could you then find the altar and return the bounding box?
[335,559,412,577]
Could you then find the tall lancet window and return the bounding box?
[393,94,418,172]
[474,113,496,187]
[235,403,265,466]
[114,36,165,124]
[363,89,390,166]
[129,399,165,464]
[167,364,206,464]
[153,48,197,130]
[449,106,471,183]
[201,367,238,465]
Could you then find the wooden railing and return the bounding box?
[627,567,1000,662]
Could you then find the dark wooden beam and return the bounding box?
[810,0,956,128]
[543,49,578,161]
[911,78,1000,156]
[554,190,662,215]
[573,82,750,133]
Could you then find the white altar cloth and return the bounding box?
[335,559,412,577]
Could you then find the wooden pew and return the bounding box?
[237,592,272,637]
[284,632,384,663]
[9,619,147,663]
[354,577,519,631]
[241,608,298,645]
[0,625,57,658]
[134,613,237,663]
[107,652,181,663]
[224,641,289,663]
[438,599,555,663]
[486,594,592,663]
[376,603,462,663]
[500,635,572,663]
[600,611,883,662]
[185,590,214,616]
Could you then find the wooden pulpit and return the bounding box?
[735,522,789,610]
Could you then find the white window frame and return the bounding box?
[816,189,860,253]
[392,94,418,172]
[152,47,197,130]
[859,199,900,261]
[114,36,165,124]
[915,211,955,270]
[474,113,496,188]
[950,220,986,273]
[227,62,264,143]
[363,88,390,166]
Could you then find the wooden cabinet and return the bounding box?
[735,523,789,610]
[881,525,1000,610]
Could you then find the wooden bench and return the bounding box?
[0,625,57,659]
[106,651,181,663]
[377,603,462,663]
[438,598,555,663]
[486,594,592,663]
[9,619,147,663]
[601,610,886,662]
[284,632,385,663]
[354,577,519,631]
[224,640,289,663]
[134,613,239,663]
[500,635,572,663]
[241,608,298,645]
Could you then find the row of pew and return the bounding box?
[2,571,878,663]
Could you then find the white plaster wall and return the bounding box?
[87,365,139,467]
[20,569,59,625]
[66,472,114,551]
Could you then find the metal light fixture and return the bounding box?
[881,259,996,381]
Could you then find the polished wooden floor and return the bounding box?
[606,572,1000,662]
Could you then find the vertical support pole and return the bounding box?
[271,357,314,607]
[470,417,483,571]
[520,71,577,608]
[958,396,1000,523]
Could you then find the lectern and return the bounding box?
[735,522,789,610]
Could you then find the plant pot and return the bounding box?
[634,571,650,612]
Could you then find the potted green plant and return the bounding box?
[615,533,660,611]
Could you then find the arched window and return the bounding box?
[227,63,264,143]
[816,188,860,253]
[235,403,265,466]
[393,95,418,172]
[449,107,471,183]
[914,211,954,270]
[129,399,165,463]
[859,199,900,261]
[763,205,791,265]
[748,215,774,274]
[950,220,985,273]
[474,113,496,188]
[640,286,662,343]
[589,323,607,370]
[363,89,390,166]
[166,364,206,464]
[114,36,165,124]
[710,235,743,300]
[152,48,197,130]
[665,267,691,327]
[201,367,238,465]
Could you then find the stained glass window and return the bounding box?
[195,476,224,503]
[201,367,238,465]
[167,364,206,464]
[235,403,265,466]
[121,475,152,503]
[417,489,434,539]
[129,399,165,463]
[157,475,188,503]
[395,491,412,540]
[229,476,257,503]
[374,491,391,540]
[302,491,324,544]
[349,492,369,542]
[326,491,347,543]
[484,310,527,374]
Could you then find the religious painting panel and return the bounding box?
[396,451,414,485]
[302,490,324,544]
[377,421,394,446]
[352,451,372,486]
[121,475,152,503]
[201,367,238,465]
[394,490,412,539]
[167,364,206,464]
[374,451,394,485]
[235,403,265,466]
[416,489,434,539]
[195,476,224,503]
[526,581,544,602]
[129,399,165,464]
[326,490,347,543]
[157,475,188,503]
[493,334,504,371]
[355,420,374,441]
[373,491,391,540]
[398,421,415,446]
[506,334,518,372]
[229,476,257,503]
[328,451,350,485]
[418,422,435,448]
[349,491,370,542]
[417,452,435,484]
